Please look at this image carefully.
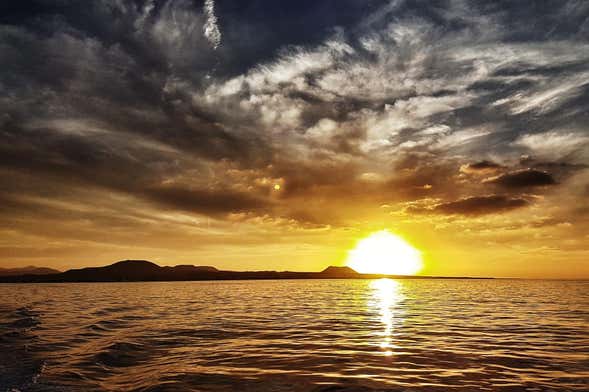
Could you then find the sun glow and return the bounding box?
[347,230,423,275]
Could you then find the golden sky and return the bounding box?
[1,1,588,278]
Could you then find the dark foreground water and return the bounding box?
[0,279,588,391]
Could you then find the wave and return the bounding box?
[0,279,587,391]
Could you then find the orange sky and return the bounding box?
[1,179,587,278]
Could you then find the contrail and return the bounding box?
[203,0,221,49]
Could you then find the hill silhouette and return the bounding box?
[0,260,492,283]
[56,260,221,282]
[0,266,61,276]
[320,266,358,277]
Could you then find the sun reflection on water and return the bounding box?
[369,278,405,356]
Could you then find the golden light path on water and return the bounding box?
[369,278,405,357]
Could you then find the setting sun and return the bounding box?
[347,230,423,275]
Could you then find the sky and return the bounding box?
[1,0,588,278]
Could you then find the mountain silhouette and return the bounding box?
[0,266,61,276]
[56,260,220,282]
[0,260,492,283]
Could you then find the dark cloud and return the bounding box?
[428,195,529,216]
[143,185,270,216]
[468,161,502,170]
[492,60,589,78]
[0,121,271,217]
[484,169,557,188]
[460,160,504,174]
[520,157,588,176]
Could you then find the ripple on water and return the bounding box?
[91,341,149,368]
[0,279,587,391]
[0,306,45,391]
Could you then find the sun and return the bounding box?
[346,230,423,275]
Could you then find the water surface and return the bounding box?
[1,279,588,391]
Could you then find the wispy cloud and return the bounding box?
[515,131,589,162]
[203,0,221,49]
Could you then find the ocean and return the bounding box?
[1,279,587,391]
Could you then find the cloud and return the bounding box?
[415,195,530,216]
[484,169,556,188]
[514,131,589,162]
[142,184,269,216]
[460,160,504,174]
[203,0,221,49]
[508,74,589,115]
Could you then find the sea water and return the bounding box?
[1,279,588,391]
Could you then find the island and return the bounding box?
[0,260,493,283]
